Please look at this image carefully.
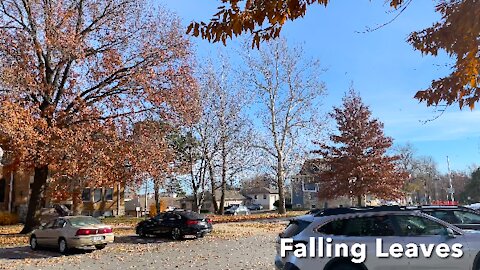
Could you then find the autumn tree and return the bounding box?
[196,59,256,214]
[131,120,179,214]
[0,1,198,233]
[244,39,326,214]
[193,0,478,109]
[313,90,407,206]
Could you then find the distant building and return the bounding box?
[179,190,247,213]
[124,194,183,217]
[243,187,279,210]
[0,166,126,219]
[291,159,351,210]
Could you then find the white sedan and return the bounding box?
[30,216,114,254]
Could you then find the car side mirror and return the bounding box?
[446,228,456,238]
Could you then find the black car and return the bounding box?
[136,210,213,240]
[413,205,480,231]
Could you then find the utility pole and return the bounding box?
[144,181,148,217]
[447,156,455,202]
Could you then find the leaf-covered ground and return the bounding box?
[0,221,287,270]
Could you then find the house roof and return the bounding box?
[125,195,182,211]
[181,190,247,202]
[243,187,279,195]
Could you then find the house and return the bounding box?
[124,194,182,217]
[0,165,127,219]
[179,190,247,213]
[243,187,279,210]
[291,159,351,210]
[0,167,33,221]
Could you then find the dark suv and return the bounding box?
[412,205,480,231]
[136,210,212,240]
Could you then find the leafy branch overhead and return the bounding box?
[188,0,405,48]
[191,0,479,109]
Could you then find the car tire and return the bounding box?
[171,228,182,240]
[30,235,38,251]
[58,238,68,254]
[137,227,146,238]
[95,244,106,250]
[329,262,360,270]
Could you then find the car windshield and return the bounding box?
[69,217,103,227]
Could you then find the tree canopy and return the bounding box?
[313,90,407,206]
[191,0,479,109]
[0,0,199,232]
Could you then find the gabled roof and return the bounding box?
[243,187,279,195]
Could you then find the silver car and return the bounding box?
[30,216,114,254]
[275,207,480,270]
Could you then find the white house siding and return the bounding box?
[249,193,279,210]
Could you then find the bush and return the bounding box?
[200,209,210,214]
[0,212,19,226]
[273,200,292,209]
[149,204,157,218]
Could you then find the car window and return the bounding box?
[318,215,396,236]
[453,210,480,224]
[154,214,164,221]
[68,216,102,227]
[281,220,311,238]
[44,220,55,229]
[427,211,459,224]
[394,215,448,236]
[53,219,66,229]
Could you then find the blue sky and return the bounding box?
[160,0,480,173]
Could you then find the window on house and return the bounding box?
[0,178,5,203]
[82,188,91,202]
[93,188,102,203]
[263,194,267,199]
[104,188,114,201]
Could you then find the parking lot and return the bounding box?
[0,221,286,270]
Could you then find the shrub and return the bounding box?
[149,204,157,217]
[0,212,19,226]
[273,200,292,209]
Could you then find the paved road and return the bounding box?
[0,222,284,270]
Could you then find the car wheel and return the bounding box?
[196,233,205,239]
[95,244,106,250]
[137,227,146,238]
[30,235,38,251]
[171,228,182,240]
[58,238,68,254]
[329,262,360,270]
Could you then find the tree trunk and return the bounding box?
[277,157,286,214]
[154,179,160,213]
[357,195,363,207]
[21,165,49,234]
[72,189,82,215]
[219,146,227,215]
[208,162,219,214]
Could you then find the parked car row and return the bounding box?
[276,205,480,270]
[29,209,214,254]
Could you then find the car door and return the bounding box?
[313,214,409,270]
[49,218,67,244]
[162,213,181,233]
[392,214,465,270]
[35,220,55,246]
[147,214,164,234]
